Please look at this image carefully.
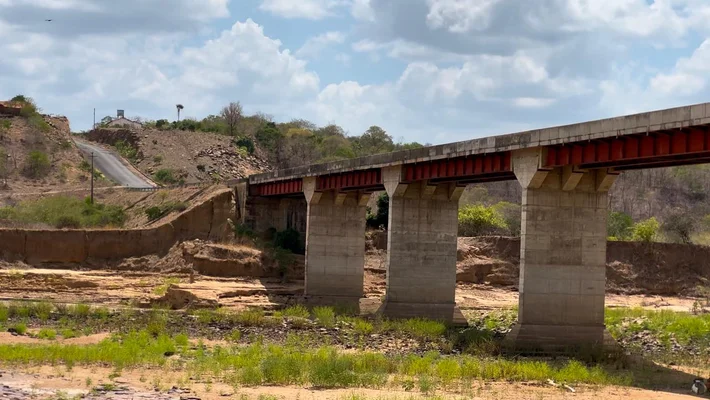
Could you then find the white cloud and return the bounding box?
[512,97,556,108]
[351,0,374,20]
[259,0,345,19]
[296,31,346,58]
[335,53,351,66]
[650,39,710,96]
[426,0,501,33]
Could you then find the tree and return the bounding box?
[221,102,243,136]
[366,193,389,229]
[155,119,169,129]
[608,211,633,240]
[100,116,113,127]
[632,217,660,242]
[176,104,184,122]
[354,126,394,156]
[662,209,697,244]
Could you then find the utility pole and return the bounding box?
[90,152,95,204]
[93,108,96,131]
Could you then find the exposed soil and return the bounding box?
[0,114,112,195]
[0,367,694,400]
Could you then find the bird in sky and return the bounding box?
[45,19,52,22]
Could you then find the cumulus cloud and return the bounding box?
[296,31,346,58]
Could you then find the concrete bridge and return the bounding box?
[236,102,710,350]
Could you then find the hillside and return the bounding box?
[85,128,270,184]
[0,111,109,194]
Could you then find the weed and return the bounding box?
[68,303,92,319]
[85,377,92,388]
[0,196,125,228]
[279,304,310,320]
[60,329,78,339]
[9,322,27,335]
[37,328,57,340]
[153,277,181,296]
[353,319,373,336]
[0,304,8,322]
[227,330,242,343]
[235,308,267,326]
[313,306,336,328]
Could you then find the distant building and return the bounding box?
[0,101,22,116]
[106,110,143,130]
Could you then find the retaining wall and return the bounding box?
[0,190,234,265]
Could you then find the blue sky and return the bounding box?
[1,0,710,145]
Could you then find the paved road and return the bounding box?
[74,140,154,188]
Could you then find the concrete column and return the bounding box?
[380,166,464,321]
[303,177,367,300]
[505,149,619,351]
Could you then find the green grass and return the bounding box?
[0,330,629,389]
[9,322,27,335]
[277,305,310,319]
[606,307,710,346]
[153,278,181,296]
[312,306,336,328]
[61,329,78,339]
[37,328,57,340]
[0,196,125,228]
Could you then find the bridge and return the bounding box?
[235,102,710,351]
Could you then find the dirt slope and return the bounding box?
[86,128,270,183]
[0,114,108,193]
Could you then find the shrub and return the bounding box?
[9,322,27,335]
[662,209,696,244]
[114,140,138,161]
[155,119,169,129]
[153,169,181,185]
[234,136,255,154]
[632,217,660,242]
[366,193,389,229]
[28,114,50,132]
[23,150,50,179]
[458,204,507,236]
[608,211,633,240]
[273,228,304,254]
[153,155,163,163]
[145,202,187,221]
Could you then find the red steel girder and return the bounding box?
[316,169,382,191]
[544,127,710,168]
[253,179,302,197]
[402,152,511,183]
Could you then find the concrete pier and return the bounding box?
[303,177,368,300]
[505,149,618,351]
[380,166,464,321]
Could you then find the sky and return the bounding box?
[1,0,710,144]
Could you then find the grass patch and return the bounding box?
[277,305,310,320]
[0,196,125,228]
[9,322,27,335]
[0,330,630,389]
[37,328,57,340]
[153,277,181,296]
[313,306,336,328]
[145,202,188,221]
[606,307,710,346]
[153,169,184,186]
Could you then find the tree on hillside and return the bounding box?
[221,102,243,136]
[100,116,113,127]
[354,126,394,156]
[176,104,184,122]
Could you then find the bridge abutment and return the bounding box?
[379,166,465,322]
[505,149,619,351]
[303,177,367,301]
